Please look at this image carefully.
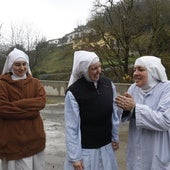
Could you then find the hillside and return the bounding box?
[32,45,74,81]
[32,44,170,81]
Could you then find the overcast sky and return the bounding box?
[0,0,97,41]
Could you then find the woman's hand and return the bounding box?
[112,141,119,151]
[115,92,135,111]
[73,161,84,170]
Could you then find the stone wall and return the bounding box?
[41,80,131,96]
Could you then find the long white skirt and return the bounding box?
[0,151,45,170]
[64,143,118,170]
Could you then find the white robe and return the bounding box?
[64,84,119,170]
[122,81,170,170]
[0,151,45,170]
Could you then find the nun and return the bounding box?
[0,48,46,170]
[116,56,170,170]
[64,50,119,170]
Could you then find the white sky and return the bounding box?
[0,0,96,41]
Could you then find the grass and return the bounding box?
[46,96,65,104]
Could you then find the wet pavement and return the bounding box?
[41,104,65,170]
[0,102,129,170]
[41,103,129,170]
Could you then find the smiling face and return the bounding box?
[88,61,102,81]
[133,65,148,87]
[12,61,28,77]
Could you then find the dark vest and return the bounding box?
[67,76,113,148]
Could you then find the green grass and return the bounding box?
[46,96,65,104]
[32,45,74,80]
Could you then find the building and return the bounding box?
[48,25,95,49]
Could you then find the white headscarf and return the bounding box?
[134,56,168,92]
[2,48,32,76]
[68,50,100,87]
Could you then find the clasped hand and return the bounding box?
[115,92,135,111]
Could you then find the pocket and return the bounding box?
[151,155,170,170]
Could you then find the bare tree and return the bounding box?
[6,23,42,52]
[86,0,170,82]
[0,23,2,41]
